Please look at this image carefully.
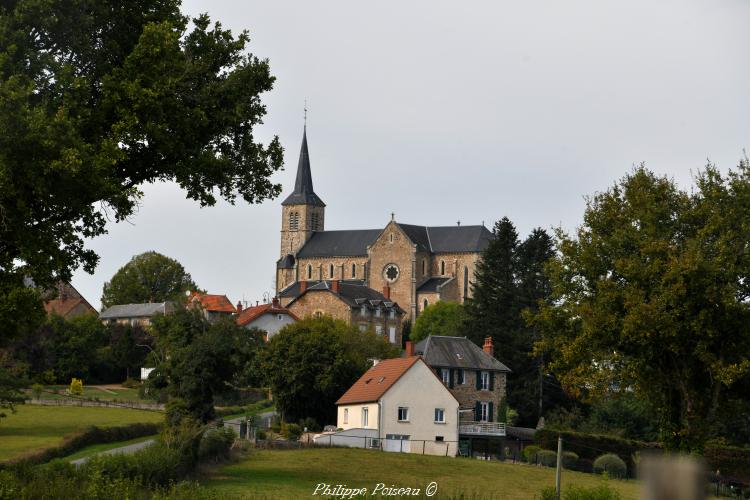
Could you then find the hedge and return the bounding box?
[1,422,161,468]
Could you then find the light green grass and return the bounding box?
[203,448,641,499]
[62,434,157,461]
[221,406,276,421]
[0,405,163,462]
[33,385,147,403]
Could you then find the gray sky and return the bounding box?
[73,0,750,310]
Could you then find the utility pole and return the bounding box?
[555,436,563,500]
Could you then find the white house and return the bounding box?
[328,356,459,456]
[235,297,298,340]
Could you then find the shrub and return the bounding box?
[299,417,320,432]
[69,378,83,396]
[84,442,189,487]
[562,451,579,469]
[542,485,621,500]
[523,445,541,464]
[30,383,43,400]
[593,453,627,479]
[537,450,557,467]
[281,422,302,441]
[121,378,140,389]
[199,427,236,462]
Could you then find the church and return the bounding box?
[276,126,493,342]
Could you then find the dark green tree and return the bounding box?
[411,301,467,342]
[529,162,750,451]
[101,252,198,307]
[263,317,399,425]
[147,309,265,422]
[0,0,283,332]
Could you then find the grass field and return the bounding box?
[31,384,147,403]
[0,405,163,462]
[61,434,157,461]
[204,448,641,499]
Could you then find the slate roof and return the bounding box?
[285,280,405,313]
[296,230,381,258]
[414,336,511,372]
[336,357,421,405]
[281,127,325,207]
[293,224,492,259]
[280,279,366,298]
[417,277,454,293]
[100,302,173,319]
[277,254,296,269]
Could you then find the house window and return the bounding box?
[352,263,356,278]
[435,436,444,442]
[390,233,394,243]
[307,264,312,279]
[434,408,445,423]
[313,310,323,318]
[463,266,469,300]
[441,369,450,385]
[481,371,490,390]
[457,369,465,385]
[479,402,490,422]
[359,324,367,332]
[344,408,349,424]
[440,260,445,275]
[329,263,334,278]
[362,407,369,427]
[375,308,381,318]
[388,326,396,344]
[360,307,367,317]
[389,309,395,319]
[423,299,428,311]
[397,407,409,422]
[375,325,383,336]
[277,314,283,321]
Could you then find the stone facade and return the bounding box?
[434,369,507,422]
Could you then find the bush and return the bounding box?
[69,378,83,396]
[542,485,621,500]
[199,427,236,462]
[121,378,140,389]
[537,450,557,467]
[30,383,43,400]
[255,429,267,440]
[84,443,189,487]
[281,422,302,441]
[299,417,320,432]
[523,445,541,464]
[593,453,627,479]
[562,451,579,469]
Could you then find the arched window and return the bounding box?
[351,263,356,278]
[423,299,429,311]
[389,233,394,243]
[329,263,334,278]
[306,264,312,279]
[440,260,445,275]
[289,211,299,231]
[463,266,469,299]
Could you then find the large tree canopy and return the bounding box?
[101,251,198,307]
[410,301,467,343]
[0,0,283,330]
[529,162,750,451]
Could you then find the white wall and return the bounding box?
[337,403,379,431]
[245,313,296,339]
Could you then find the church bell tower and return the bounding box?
[277,125,325,291]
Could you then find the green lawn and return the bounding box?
[204,448,641,499]
[62,434,157,461]
[32,385,148,403]
[0,405,163,462]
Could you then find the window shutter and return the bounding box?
[488,402,494,422]
[449,369,455,389]
[475,371,481,390]
[474,401,481,421]
[489,372,495,391]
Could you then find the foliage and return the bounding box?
[523,445,541,463]
[147,309,265,422]
[465,217,565,426]
[541,485,622,500]
[101,251,198,307]
[199,427,236,463]
[592,454,627,479]
[537,449,557,467]
[69,378,83,396]
[562,451,579,469]
[30,384,43,401]
[529,162,750,451]
[299,417,321,432]
[410,302,467,342]
[263,316,399,425]
[281,422,302,441]
[0,368,25,421]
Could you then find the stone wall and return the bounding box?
[296,256,369,281]
[368,222,418,322]
[287,290,351,322]
[433,368,507,422]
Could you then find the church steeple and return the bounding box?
[281,126,325,207]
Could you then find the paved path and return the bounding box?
[70,439,155,466]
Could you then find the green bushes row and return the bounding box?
[1,422,161,467]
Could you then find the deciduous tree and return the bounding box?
[411,301,467,342]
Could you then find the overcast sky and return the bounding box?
[72,0,750,310]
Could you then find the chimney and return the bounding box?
[236,301,243,313]
[300,280,308,293]
[483,336,494,357]
[331,280,340,293]
[405,341,414,357]
[382,285,390,300]
[272,296,279,308]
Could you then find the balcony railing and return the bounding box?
[458,421,506,436]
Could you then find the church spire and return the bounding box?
[281,125,325,207]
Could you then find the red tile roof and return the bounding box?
[187,292,236,313]
[336,356,422,405]
[236,303,298,327]
[44,282,96,319]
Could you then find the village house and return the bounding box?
[186,291,236,322]
[325,356,459,456]
[281,280,405,345]
[99,302,176,327]
[412,335,511,458]
[43,282,97,320]
[235,297,298,340]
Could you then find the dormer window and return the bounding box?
[375,308,381,318]
[360,306,367,317]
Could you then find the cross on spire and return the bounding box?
[304,99,307,126]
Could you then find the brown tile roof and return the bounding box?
[236,303,298,327]
[44,282,96,319]
[336,356,421,405]
[187,292,236,313]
